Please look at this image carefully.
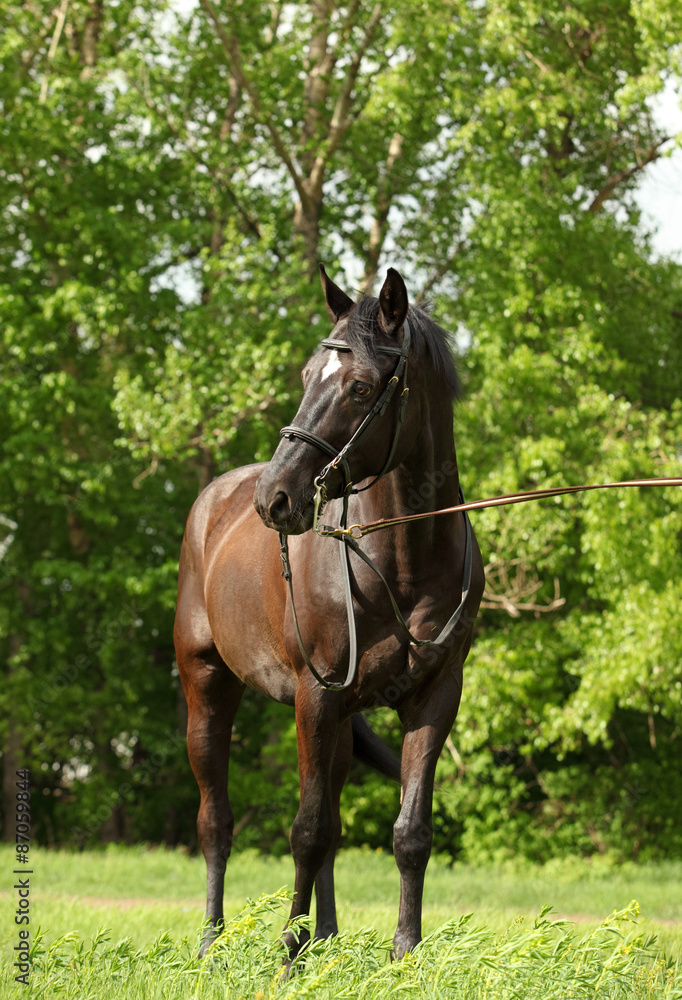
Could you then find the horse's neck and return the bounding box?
[356,403,462,573]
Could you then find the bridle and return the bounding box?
[280,322,411,504]
[277,317,474,692]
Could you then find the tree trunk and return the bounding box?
[294,186,323,277]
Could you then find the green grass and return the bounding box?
[1,845,681,997]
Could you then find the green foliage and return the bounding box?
[1,894,680,999]
[5,842,682,944]
[1,0,681,861]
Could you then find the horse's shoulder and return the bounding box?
[184,463,265,551]
[201,464,264,502]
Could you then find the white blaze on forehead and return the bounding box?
[320,350,342,381]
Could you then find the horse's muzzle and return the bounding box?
[253,477,315,535]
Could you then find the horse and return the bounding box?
[173,265,485,964]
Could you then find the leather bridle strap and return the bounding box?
[279,488,473,691]
[282,474,682,692]
[316,324,411,495]
[279,487,361,692]
[279,426,338,460]
[337,476,682,539]
[345,494,474,648]
[278,424,353,495]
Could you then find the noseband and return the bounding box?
[276,317,474,692]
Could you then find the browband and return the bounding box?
[320,338,407,358]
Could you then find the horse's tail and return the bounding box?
[351,714,401,783]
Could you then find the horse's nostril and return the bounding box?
[269,491,291,523]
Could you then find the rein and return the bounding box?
[315,477,682,540]
[277,321,682,693]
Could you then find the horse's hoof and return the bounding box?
[391,935,418,961]
[198,923,223,959]
[281,926,311,973]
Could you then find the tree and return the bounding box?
[1,0,681,858]
[0,0,196,842]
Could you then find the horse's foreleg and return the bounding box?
[282,686,344,964]
[392,662,464,960]
[313,717,352,940]
[181,651,244,957]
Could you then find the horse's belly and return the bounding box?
[203,504,297,705]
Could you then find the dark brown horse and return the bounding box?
[174,266,485,963]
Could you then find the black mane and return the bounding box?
[344,296,460,400]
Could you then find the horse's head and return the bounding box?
[254,266,417,534]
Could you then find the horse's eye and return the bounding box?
[352,382,372,397]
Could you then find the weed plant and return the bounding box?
[2,893,679,999]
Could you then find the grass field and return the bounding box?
[1,844,681,997]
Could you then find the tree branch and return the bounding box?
[521,45,551,76]
[301,0,335,150]
[415,240,468,304]
[587,136,672,214]
[138,82,262,241]
[80,0,103,80]
[445,735,466,777]
[481,562,565,618]
[198,0,307,205]
[39,0,70,104]
[362,131,404,291]
[308,1,384,197]
[139,248,204,282]
[301,0,363,156]
[219,72,241,141]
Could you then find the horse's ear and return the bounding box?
[378,268,408,338]
[319,263,354,322]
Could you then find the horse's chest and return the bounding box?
[296,570,459,698]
